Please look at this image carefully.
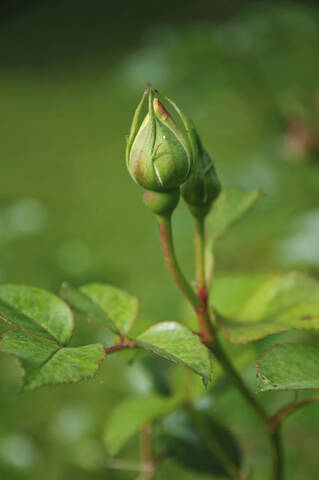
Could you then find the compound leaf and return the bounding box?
[0,330,105,391]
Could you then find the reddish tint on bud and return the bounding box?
[153,98,173,125]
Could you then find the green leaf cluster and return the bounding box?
[0,285,105,390]
[0,282,213,390]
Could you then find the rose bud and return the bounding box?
[181,125,221,219]
[126,85,192,194]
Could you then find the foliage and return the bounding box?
[212,271,319,343]
[104,395,183,455]
[155,407,242,478]
[1,185,319,480]
[0,285,105,390]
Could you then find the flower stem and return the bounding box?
[194,217,206,292]
[207,331,284,479]
[157,214,213,343]
[193,215,283,480]
[270,430,283,480]
[156,214,201,310]
[156,211,284,479]
[193,216,216,343]
[157,212,268,421]
[209,335,269,424]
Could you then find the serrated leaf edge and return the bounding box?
[0,330,106,392]
[0,287,74,346]
[80,282,141,335]
[256,342,319,394]
[0,329,59,392]
[60,282,120,335]
[133,322,212,386]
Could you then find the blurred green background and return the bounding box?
[1,1,319,479]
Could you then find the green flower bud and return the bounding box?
[181,126,221,218]
[126,86,192,193]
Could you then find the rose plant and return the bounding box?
[1,85,319,480]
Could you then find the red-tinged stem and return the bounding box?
[194,216,214,343]
[193,214,283,480]
[270,393,319,433]
[194,217,206,292]
[104,343,133,355]
[157,215,213,343]
[157,215,201,309]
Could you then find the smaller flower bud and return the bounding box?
[126,86,192,193]
[181,126,221,218]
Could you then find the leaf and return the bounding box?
[256,343,319,393]
[0,329,59,374]
[80,283,139,334]
[60,283,120,335]
[28,343,105,390]
[0,330,105,391]
[155,408,242,478]
[212,272,319,344]
[0,285,73,345]
[135,322,212,385]
[0,298,51,340]
[104,395,182,455]
[209,188,262,242]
